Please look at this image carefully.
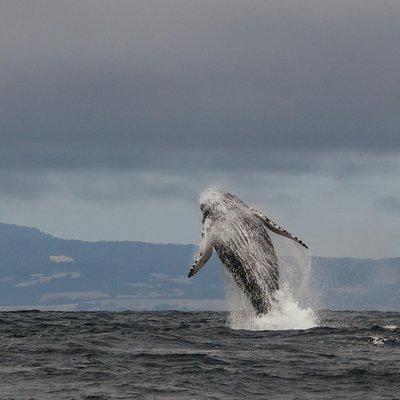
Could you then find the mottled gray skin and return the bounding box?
[188,191,308,315]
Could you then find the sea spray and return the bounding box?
[226,275,317,330]
[272,234,319,310]
[226,234,318,331]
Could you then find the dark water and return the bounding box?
[0,311,399,399]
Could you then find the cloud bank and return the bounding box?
[0,1,399,257]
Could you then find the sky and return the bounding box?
[0,0,399,258]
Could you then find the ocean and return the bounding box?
[0,310,399,399]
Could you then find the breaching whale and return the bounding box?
[187,190,308,315]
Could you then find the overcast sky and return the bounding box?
[1,0,399,258]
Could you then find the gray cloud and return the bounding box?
[0,171,55,199]
[374,195,400,214]
[1,0,400,177]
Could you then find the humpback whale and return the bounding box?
[187,190,308,315]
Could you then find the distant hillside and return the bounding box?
[0,223,399,311]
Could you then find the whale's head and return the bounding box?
[199,189,243,222]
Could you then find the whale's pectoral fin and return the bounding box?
[187,243,213,278]
[188,218,214,278]
[251,208,309,249]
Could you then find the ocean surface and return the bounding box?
[0,310,399,399]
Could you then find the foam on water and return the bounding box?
[383,325,398,331]
[226,273,317,331]
[225,247,318,331]
[371,335,387,346]
[226,224,318,330]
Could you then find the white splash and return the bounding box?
[383,325,397,331]
[225,218,318,331]
[371,335,387,346]
[226,275,317,331]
